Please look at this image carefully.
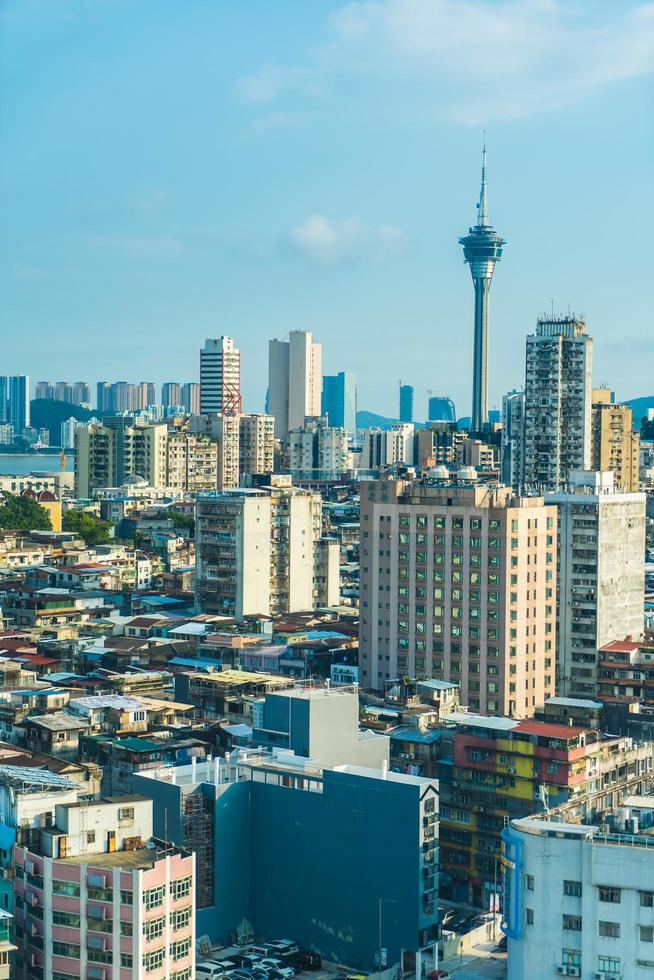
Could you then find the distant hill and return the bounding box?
[356,410,398,430]
[625,396,654,428]
[30,399,94,444]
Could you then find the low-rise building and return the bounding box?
[503,799,654,980]
[12,796,195,980]
[134,749,438,972]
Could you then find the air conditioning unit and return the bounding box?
[568,969,581,978]
[508,767,516,774]
[594,973,606,980]
[556,967,568,976]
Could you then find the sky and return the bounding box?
[1,0,653,419]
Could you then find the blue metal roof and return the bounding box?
[389,726,441,745]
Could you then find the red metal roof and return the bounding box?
[514,720,587,739]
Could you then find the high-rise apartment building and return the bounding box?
[550,470,646,698]
[161,382,183,410]
[427,395,456,424]
[268,331,322,439]
[195,477,338,618]
[523,316,593,490]
[287,420,349,479]
[189,414,240,489]
[200,337,241,415]
[182,382,200,415]
[166,430,218,492]
[359,474,558,717]
[459,148,505,430]
[74,419,168,496]
[0,376,30,433]
[501,390,525,489]
[399,383,414,423]
[362,423,415,470]
[321,371,356,435]
[590,388,640,491]
[12,796,195,980]
[239,413,275,476]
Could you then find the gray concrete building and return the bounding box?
[549,470,646,697]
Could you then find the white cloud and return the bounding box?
[237,0,654,122]
[288,214,405,263]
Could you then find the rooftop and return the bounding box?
[514,720,587,740]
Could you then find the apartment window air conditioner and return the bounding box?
[568,969,581,978]
[594,973,606,980]
[556,967,568,976]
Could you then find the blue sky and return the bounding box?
[1,0,653,418]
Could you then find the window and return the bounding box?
[563,881,582,897]
[526,908,534,925]
[641,927,654,943]
[598,956,621,973]
[144,916,165,940]
[598,921,620,938]
[52,879,81,897]
[526,875,534,891]
[562,950,581,968]
[563,915,582,931]
[144,885,165,909]
[144,947,166,972]
[53,942,81,959]
[53,910,81,928]
[171,906,193,931]
[171,937,192,961]
[599,887,621,904]
[86,831,95,844]
[121,889,133,905]
[170,876,193,900]
[641,892,654,907]
[121,953,133,968]
[120,920,133,937]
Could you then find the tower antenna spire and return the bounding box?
[477,132,488,227]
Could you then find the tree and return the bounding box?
[0,493,52,531]
[62,510,112,545]
[29,399,94,445]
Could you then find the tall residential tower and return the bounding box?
[459,148,505,431]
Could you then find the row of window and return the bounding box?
[51,879,133,904]
[144,876,192,908]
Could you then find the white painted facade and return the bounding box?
[504,814,654,980]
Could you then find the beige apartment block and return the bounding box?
[590,388,640,491]
[359,473,558,718]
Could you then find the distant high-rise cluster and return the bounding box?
[35,381,90,406]
[96,380,156,414]
[0,375,29,434]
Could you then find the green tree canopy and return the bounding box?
[30,399,94,444]
[62,510,112,546]
[0,493,52,531]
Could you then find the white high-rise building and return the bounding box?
[523,316,592,491]
[287,420,349,479]
[268,331,322,439]
[550,470,646,698]
[200,336,242,415]
[189,414,240,489]
[361,423,415,470]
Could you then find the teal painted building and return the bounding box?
[134,751,438,969]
